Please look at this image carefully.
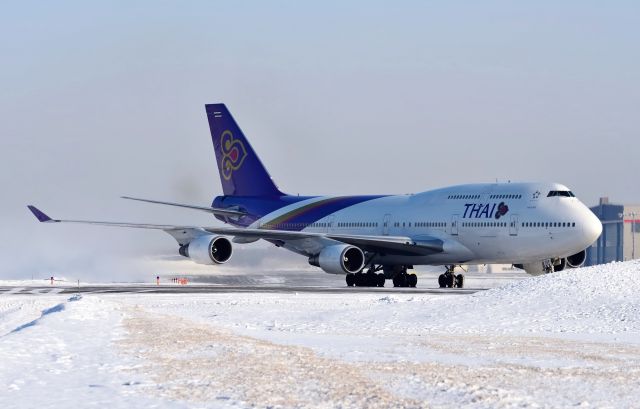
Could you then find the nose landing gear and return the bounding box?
[438,265,464,288]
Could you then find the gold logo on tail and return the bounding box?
[220,130,248,180]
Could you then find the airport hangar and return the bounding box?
[586,197,640,265]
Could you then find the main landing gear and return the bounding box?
[392,270,417,288]
[438,265,464,288]
[385,265,417,288]
[345,270,385,287]
[345,265,417,288]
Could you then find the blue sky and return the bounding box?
[1,1,638,278]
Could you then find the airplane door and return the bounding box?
[509,214,519,236]
[383,214,391,235]
[451,215,459,235]
[326,215,334,233]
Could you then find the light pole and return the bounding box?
[631,211,637,260]
[620,211,637,260]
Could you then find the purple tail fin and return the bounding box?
[206,104,284,197]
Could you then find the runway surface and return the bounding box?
[0,270,527,295]
[0,285,482,295]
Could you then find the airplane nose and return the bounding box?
[583,211,603,245]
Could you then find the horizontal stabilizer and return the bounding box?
[121,196,245,217]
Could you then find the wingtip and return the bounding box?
[27,205,53,222]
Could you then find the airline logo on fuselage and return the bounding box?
[462,202,509,219]
[220,130,247,180]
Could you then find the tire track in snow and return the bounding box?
[118,309,424,408]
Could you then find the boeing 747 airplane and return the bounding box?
[28,104,602,288]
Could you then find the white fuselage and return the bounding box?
[250,182,602,266]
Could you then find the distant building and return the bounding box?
[586,197,640,265]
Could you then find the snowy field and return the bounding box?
[1,262,640,408]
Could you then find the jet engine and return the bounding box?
[515,249,587,275]
[559,249,587,270]
[179,235,233,265]
[308,244,365,275]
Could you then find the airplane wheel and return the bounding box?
[455,274,464,288]
[377,273,385,287]
[366,273,377,287]
[346,273,355,287]
[398,272,409,287]
[408,274,417,288]
[446,273,456,288]
[438,274,446,288]
[354,273,364,287]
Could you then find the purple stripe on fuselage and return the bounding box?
[267,195,386,230]
[212,195,313,227]
[211,195,387,229]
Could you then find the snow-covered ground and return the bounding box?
[2,261,640,408]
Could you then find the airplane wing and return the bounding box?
[27,206,443,256]
[120,196,246,217]
[200,227,443,256]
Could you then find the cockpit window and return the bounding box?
[547,190,575,197]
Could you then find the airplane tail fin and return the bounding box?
[206,104,284,197]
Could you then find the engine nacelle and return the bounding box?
[179,235,233,265]
[566,250,586,268]
[515,249,588,275]
[308,244,365,275]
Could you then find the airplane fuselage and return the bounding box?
[214,182,602,267]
